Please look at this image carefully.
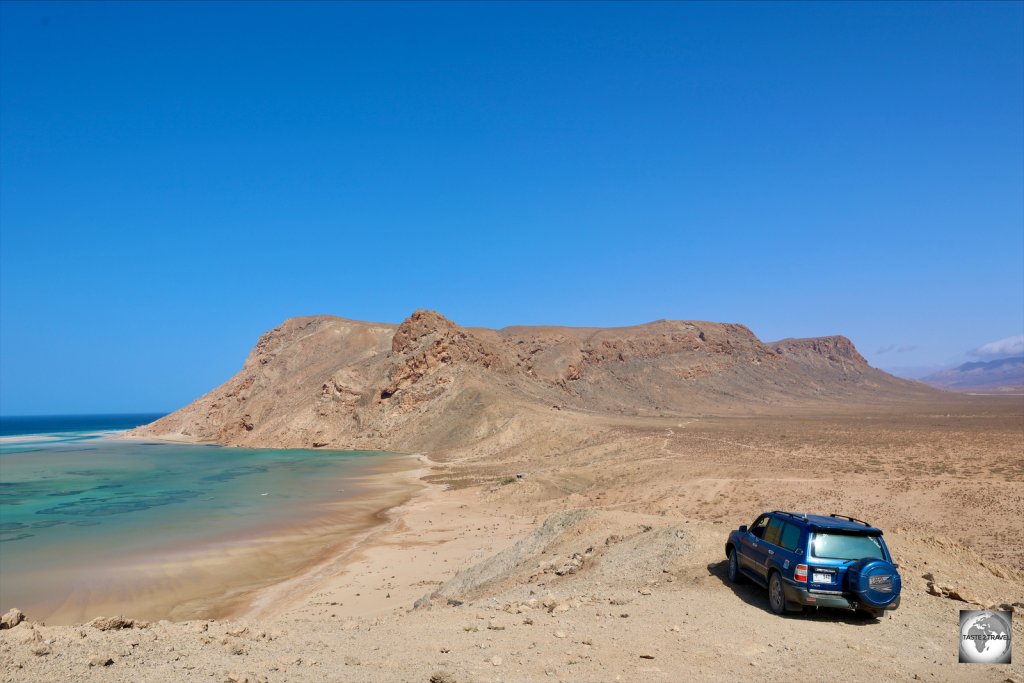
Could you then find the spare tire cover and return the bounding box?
[846,558,901,607]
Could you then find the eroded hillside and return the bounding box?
[129,310,934,452]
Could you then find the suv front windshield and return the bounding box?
[810,532,885,561]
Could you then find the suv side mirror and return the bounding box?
[738,525,748,533]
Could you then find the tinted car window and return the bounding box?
[750,515,770,539]
[763,518,784,546]
[811,533,884,560]
[779,522,802,551]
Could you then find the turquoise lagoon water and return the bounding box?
[0,418,408,623]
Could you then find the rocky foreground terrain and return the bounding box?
[4,310,1023,681]
[2,492,1022,682]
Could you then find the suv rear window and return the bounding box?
[810,532,884,561]
[779,522,802,551]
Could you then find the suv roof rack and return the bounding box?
[829,513,872,527]
[771,510,808,521]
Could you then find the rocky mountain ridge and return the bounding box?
[128,309,933,452]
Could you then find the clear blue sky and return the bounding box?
[1,1,1022,415]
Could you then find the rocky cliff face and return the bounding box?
[128,310,933,452]
[771,335,868,364]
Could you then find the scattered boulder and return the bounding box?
[9,624,42,645]
[926,582,978,604]
[88,656,114,667]
[224,673,266,683]
[1,608,25,629]
[946,587,979,603]
[88,616,144,631]
[430,672,457,683]
[11,630,40,647]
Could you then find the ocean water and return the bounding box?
[0,413,167,437]
[0,416,409,623]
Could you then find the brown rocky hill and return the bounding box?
[128,310,934,451]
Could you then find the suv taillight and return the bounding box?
[795,564,808,583]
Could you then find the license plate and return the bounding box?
[812,572,833,583]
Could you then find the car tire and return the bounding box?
[727,549,744,584]
[768,572,787,615]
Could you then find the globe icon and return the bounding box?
[960,611,1012,664]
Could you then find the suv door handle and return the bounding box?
[767,549,775,556]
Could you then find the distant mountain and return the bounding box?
[922,357,1024,393]
[127,310,935,452]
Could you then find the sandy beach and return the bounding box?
[243,456,535,623]
[0,440,424,627]
[0,431,126,445]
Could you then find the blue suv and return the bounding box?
[725,511,902,617]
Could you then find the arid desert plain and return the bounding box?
[2,311,1022,682]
